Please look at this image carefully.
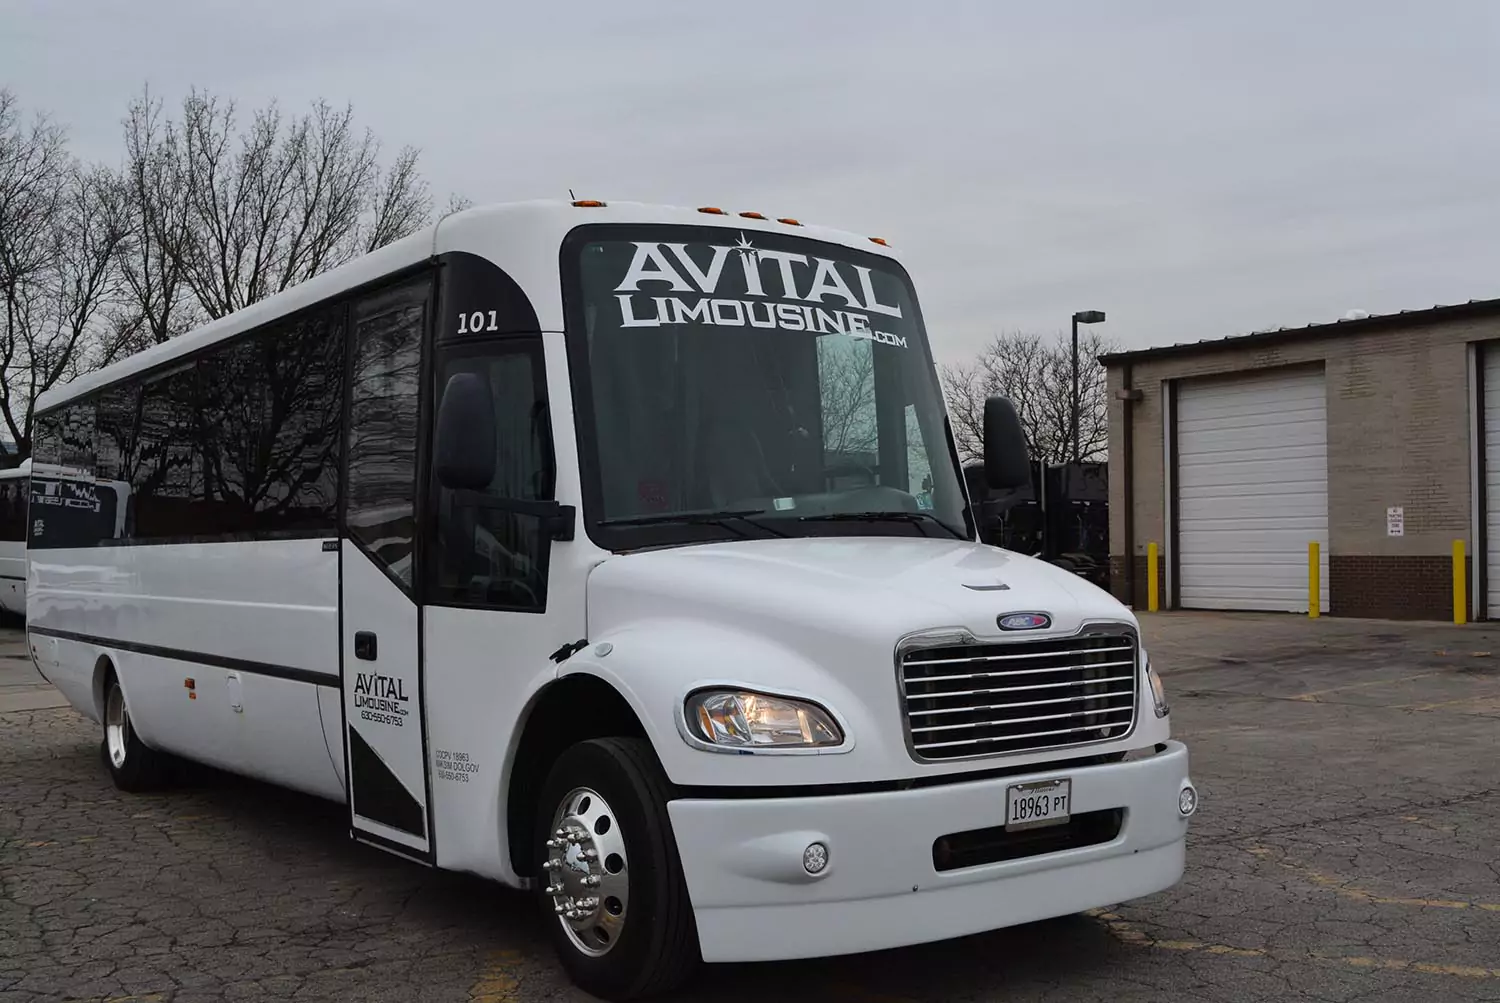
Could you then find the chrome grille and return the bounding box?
[898,627,1140,761]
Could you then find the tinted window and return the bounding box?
[95,384,142,484]
[59,405,96,475]
[346,280,428,588]
[31,412,62,469]
[429,342,552,609]
[0,477,27,543]
[29,404,118,550]
[29,478,120,549]
[197,310,343,535]
[128,365,206,539]
[61,304,347,545]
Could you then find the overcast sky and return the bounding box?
[6,0,1498,364]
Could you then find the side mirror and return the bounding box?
[434,372,497,491]
[983,395,1031,490]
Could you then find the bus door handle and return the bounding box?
[354,631,378,661]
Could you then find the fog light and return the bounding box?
[803,842,829,875]
[1178,784,1198,817]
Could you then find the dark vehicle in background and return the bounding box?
[965,459,1109,590]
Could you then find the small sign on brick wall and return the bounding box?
[1387,506,1404,537]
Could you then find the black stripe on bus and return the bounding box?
[26,626,339,687]
[0,573,25,581]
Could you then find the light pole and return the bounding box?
[1071,310,1106,462]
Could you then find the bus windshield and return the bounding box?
[564,224,970,547]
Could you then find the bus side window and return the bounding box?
[346,282,427,590]
[429,340,553,612]
[0,479,24,543]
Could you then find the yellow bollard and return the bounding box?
[1308,541,1320,618]
[1147,542,1159,612]
[1454,539,1467,625]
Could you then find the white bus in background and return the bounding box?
[0,460,130,621]
[0,461,29,618]
[26,199,1196,1001]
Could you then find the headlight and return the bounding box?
[685,690,844,749]
[1145,656,1169,718]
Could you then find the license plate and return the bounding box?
[1005,778,1072,831]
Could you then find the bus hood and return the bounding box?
[577,537,1156,787]
[584,536,1133,649]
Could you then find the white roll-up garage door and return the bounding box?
[1482,345,1500,617]
[1176,367,1329,612]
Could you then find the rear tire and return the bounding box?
[533,737,699,1000]
[100,671,171,792]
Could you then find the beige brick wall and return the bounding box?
[1107,313,1500,609]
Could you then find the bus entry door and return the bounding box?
[338,277,435,861]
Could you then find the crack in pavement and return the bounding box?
[1245,844,1500,913]
[1085,910,1500,981]
[466,948,522,1002]
[1193,788,1500,845]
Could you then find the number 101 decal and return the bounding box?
[457,310,501,335]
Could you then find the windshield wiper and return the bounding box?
[598,509,788,539]
[794,510,964,538]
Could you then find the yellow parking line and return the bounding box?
[1401,814,1457,836]
[1087,910,1500,979]
[1183,724,1262,738]
[1321,954,1500,979]
[1401,691,1500,712]
[468,948,522,1002]
[1293,671,1444,701]
[1248,846,1500,911]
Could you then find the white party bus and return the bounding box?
[0,461,30,618]
[25,199,1195,1000]
[0,459,129,620]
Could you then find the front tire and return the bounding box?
[100,671,171,792]
[533,737,699,1000]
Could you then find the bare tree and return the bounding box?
[0,87,449,465]
[117,87,436,330]
[0,92,128,462]
[941,328,1117,466]
[112,87,199,355]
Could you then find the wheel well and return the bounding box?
[91,655,116,721]
[507,674,647,876]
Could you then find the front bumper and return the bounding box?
[667,740,1193,963]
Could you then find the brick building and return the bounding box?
[1100,297,1500,621]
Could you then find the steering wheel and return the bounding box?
[468,575,540,607]
[837,483,922,513]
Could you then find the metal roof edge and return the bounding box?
[1098,295,1500,366]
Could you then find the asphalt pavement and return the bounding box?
[2,611,1498,1002]
[0,627,65,714]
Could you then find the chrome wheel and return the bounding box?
[105,683,130,769]
[543,786,630,957]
